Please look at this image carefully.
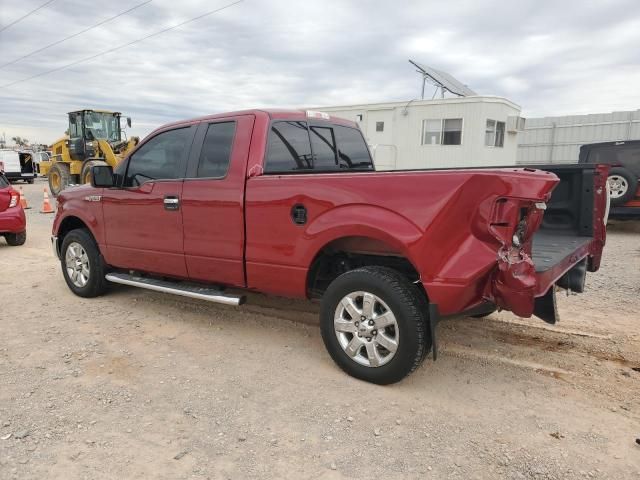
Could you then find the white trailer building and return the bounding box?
[517,109,640,164]
[319,96,524,170]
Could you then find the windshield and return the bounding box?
[83,112,121,142]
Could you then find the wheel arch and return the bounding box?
[305,234,429,302]
[302,205,427,298]
[55,215,99,257]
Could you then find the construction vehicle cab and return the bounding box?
[41,109,139,196]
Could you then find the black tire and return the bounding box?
[470,307,497,319]
[60,228,108,298]
[4,231,26,246]
[320,266,431,385]
[81,160,109,185]
[27,179,34,184]
[48,162,71,197]
[608,167,637,206]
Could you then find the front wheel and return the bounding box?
[320,266,430,385]
[60,228,108,298]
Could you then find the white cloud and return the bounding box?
[0,0,639,144]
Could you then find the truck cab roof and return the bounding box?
[153,109,358,134]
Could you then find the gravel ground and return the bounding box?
[1,179,639,479]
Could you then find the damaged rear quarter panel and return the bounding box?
[413,169,559,316]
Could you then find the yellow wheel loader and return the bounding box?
[40,110,139,196]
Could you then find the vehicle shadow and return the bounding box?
[104,282,638,391]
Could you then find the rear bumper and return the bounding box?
[4,172,36,180]
[492,240,595,322]
[425,240,597,323]
[0,207,26,234]
[609,206,640,219]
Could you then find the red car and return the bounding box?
[0,170,26,246]
[51,109,608,384]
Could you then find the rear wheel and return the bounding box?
[608,167,637,206]
[4,231,26,246]
[48,163,71,197]
[60,229,108,298]
[320,266,430,384]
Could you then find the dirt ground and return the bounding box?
[1,179,640,480]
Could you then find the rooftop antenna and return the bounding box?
[409,60,477,99]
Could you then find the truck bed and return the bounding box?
[528,164,604,279]
[532,232,592,273]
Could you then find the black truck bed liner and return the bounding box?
[528,164,599,274]
[532,232,591,273]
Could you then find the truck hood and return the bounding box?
[56,184,101,206]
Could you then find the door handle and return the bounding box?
[164,196,180,211]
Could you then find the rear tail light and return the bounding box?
[9,190,19,208]
[490,198,546,251]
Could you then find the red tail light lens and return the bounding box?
[9,190,19,208]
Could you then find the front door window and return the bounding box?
[124,127,192,187]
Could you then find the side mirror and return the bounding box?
[91,165,114,188]
[127,117,132,128]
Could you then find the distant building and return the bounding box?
[517,109,640,164]
[319,96,525,170]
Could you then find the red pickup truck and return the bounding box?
[51,109,608,384]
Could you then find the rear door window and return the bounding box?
[196,122,236,178]
[265,121,313,172]
[125,127,192,186]
[0,173,8,188]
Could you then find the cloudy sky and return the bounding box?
[1,0,639,144]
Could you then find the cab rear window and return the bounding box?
[265,121,373,173]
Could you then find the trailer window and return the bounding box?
[442,119,462,145]
[422,118,463,146]
[422,119,441,145]
[495,121,505,147]
[485,119,505,147]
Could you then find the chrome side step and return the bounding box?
[105,272,245,306]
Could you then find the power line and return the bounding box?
[0,0,153,70]
[0,0,244,89]
[0,0,56,33]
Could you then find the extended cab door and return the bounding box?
[180,115,254,287]
[102,125,196,277]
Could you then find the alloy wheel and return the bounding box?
[65,242,91,288]
[334,291,399,367]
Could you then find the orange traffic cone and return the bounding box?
[19,186,31,210]
[40,187,55,214]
